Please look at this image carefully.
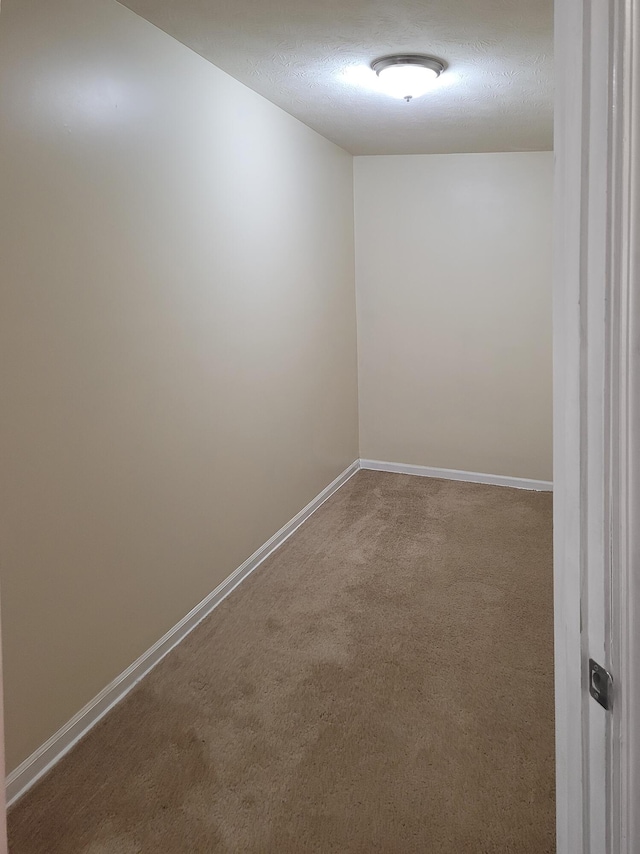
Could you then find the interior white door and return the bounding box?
[554,1,639,853]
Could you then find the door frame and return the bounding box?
[609,0,640,850]
[554,0,639,852]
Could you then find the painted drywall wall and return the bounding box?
[354,152,553,481]
[0,0,358,772]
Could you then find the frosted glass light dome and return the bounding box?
[372,55,445,102]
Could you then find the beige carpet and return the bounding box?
[8,471,555,853]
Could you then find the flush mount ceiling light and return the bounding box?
[371,54,446,102]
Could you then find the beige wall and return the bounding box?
[0,1,553,778]
[354,152,553,481]
[0,0,358,772]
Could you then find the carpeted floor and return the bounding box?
[8,471,555,853]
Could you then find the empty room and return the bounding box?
[1,0,557,851]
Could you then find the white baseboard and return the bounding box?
[6,455,548,804]
[359,459,553,492]
[6,460,360,807]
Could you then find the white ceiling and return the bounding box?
[119,0,553,156]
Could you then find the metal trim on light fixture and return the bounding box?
[371,54,446,78]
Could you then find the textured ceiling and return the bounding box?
[119,0,553,155]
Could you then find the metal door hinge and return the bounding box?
[589,659,614,711]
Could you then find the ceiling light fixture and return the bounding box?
[371,54,445,102]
